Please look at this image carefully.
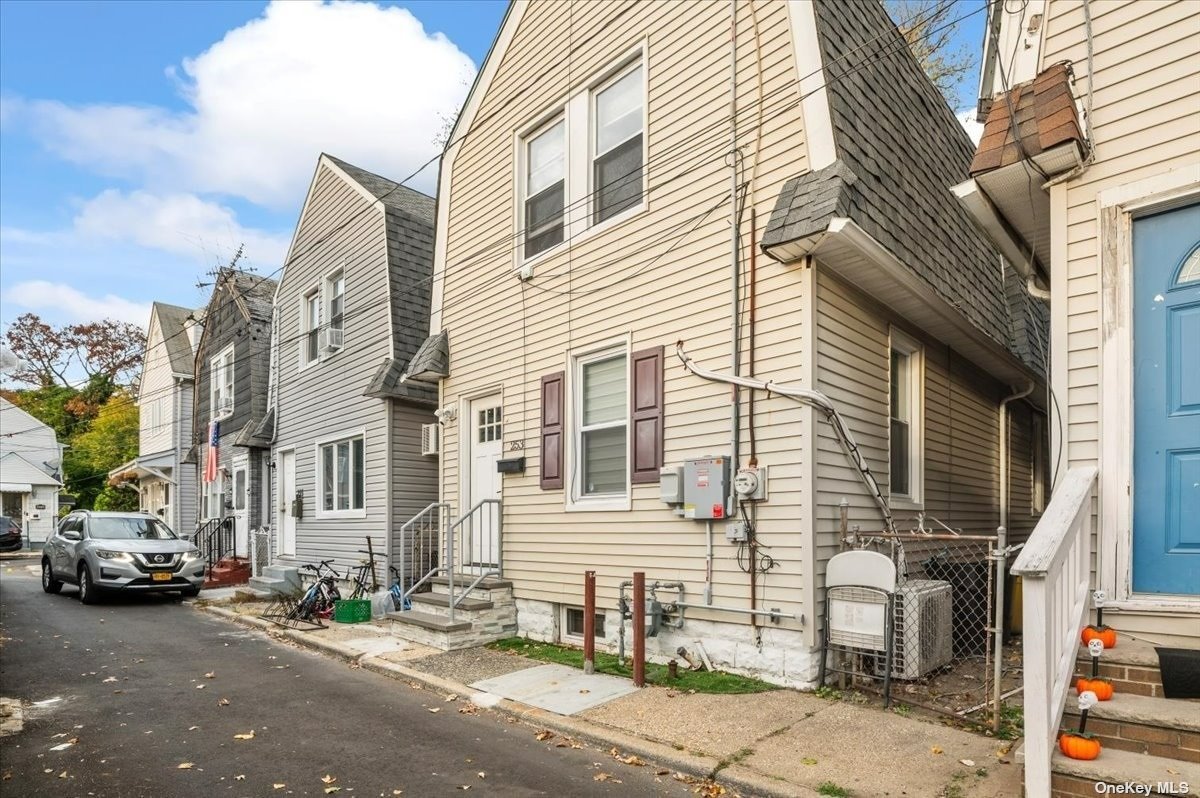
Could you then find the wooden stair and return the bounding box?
[1047,637,1200,796]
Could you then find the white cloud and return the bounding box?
[16,0,474,207]
[5,281,152,326]
[73,190,289,268]
[957,108,984,145]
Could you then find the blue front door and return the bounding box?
[1132,202,1200,595]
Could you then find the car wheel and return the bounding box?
[78,564,99,605]
[180,585,201,598]
[41,559,62,594]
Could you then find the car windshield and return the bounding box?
[88,517,177,540]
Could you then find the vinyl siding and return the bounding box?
[1043,0,1200,640]
[439,0,811,630]
[813,269,1042,589]
[176,387,198,531]
[272,164,437,575]
[139,312,175,456]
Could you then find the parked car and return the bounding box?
[41,510,204,603]
[0,516,22,552]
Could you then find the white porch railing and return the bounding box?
[1010,466,1098,797]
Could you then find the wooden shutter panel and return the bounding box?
[540,372,565,490]
[630,346,664,484]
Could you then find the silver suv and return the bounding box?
[42,511,205,603]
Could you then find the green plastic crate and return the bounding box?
[333,599,372,624]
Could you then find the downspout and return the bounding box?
[728,0,741,505]
[999,382,1035,532]
[748,208,759,636]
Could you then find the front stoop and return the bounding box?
[247,564,301,595]
[386,576,517,651]
[204,557,251,588]
[1046,638,1200,796]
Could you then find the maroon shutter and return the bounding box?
[630,346,664,484]
[540,372,565,490]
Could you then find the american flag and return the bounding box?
[203,420,220,483]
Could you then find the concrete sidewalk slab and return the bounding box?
[471,664,640,715]
[343,636,410,657]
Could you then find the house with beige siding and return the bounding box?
[251,155,438,593]
[958,1,1199,794]
[394,0,1049,680]
[108,302,200,535]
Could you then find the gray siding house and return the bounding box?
[264,154,438,579]
[188,268,277,557]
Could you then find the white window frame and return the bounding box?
[514,43,648,275]
[566,337,631,512]
[203,473,224,520]
[561,605,606,643]
[324,268,345,355]
[314,429,366,519]
[888,328,924,509]
[300,286,321,370]
[210,343,235,421]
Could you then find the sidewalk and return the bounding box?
[197,600,1021,797]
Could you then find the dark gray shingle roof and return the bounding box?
[323,154,436,223]
[364,358,437,403]
[762,0,1047,373]
[152,302,198,376]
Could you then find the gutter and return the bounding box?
[999,382,1035,534]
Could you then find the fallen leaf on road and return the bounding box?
[49,743,73,752]
[50,733,67,739]
[535,730,554,741]
[593,773,619,783]
[113,690,124,694]
[102,677,118,683]
[233,731,255,740]
[195,684,206,690]
[273,784,286,790]
[477,772,485,779]
[43,769,53,774]
[177,763,194,770]
[426,707,440,714]
[235,775,246,781]
[959,759,975,767]
[406,681,423,690]
[322,775,337,784]
[458,786,470,791]
[188,726,199,731]
[218,698,230,706]
[802,757,818,766]
[457,705,478,715]
[204,672,215,679]
[57,771,67,779]
[444,694,458,702]
[931,746,943,755]
[655,768,670,776]
[579,689,590,694]
[617,754,645,766]
[324,788,341,795]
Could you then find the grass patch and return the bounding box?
[817,782,851,797]
[996,702,1024,740]
[487,637,777,694]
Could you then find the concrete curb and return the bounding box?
[195,604,812,798]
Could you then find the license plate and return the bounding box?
[151,571,172,582]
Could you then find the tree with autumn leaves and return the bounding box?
[1,313,146,510]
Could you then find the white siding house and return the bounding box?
[0,397,63,545]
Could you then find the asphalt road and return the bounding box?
[0,558,695,797]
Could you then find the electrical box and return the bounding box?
[659,466,684,504]
[682,456,730,520]
[734,466,768,501]
[725,521,749,543]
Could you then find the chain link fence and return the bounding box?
[839,529,1020,734]
[250,526,273,578]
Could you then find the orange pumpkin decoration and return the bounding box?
[1075,677,1114,701]
[1059,732,1102,760]
[1081,625,1117,649]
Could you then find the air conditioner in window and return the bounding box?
[218,395,234,414]
[319,327,344,353]
[873,579,953,680]
[421,423,439,456]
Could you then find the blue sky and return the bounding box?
[0,0,983,336]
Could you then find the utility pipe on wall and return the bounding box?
[998,382,1034,532]
[728,0,742,513]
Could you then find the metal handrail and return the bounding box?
[397,502,450,599]
[396,499,501,624]
[1011,466,1098,797]
[191,516,235,578]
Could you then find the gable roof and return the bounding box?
[762,0,1047,373]
[0,451,61,486]
[151,302,198,377]
[323,154,436,223]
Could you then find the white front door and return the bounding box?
[467,396,502,568]
[278,450,296,557]
[231,454,249,558]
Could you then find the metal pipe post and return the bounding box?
[993,525,1008,733]
[633,572,646,687]
[583,570,596,675]
[447,514,456,625]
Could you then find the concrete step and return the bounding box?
[247,576,298,595]
[385,610,470,633]
[1063,693,1200,763]
[262,565,301,590]
[1050,746,1200,797]
[409,592,494,612]
[234,587,274,601]
[385,609,517,652]
[428,575,512,603]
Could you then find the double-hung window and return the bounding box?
[524,119,566,259]
[302,289,320,365]
[889,329,924,505]
[577,349,628,499]
[592,62,644,224]
[326,271,344,351]
[318,435,365,516]
[210,344,235,419]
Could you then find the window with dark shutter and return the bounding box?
[540,372,565,490]
[630,346,663,483]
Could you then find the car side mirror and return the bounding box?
[62,530,82,541]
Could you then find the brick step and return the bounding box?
[1075,637,1165,696]
[1062,693,1200,763]
[1050,746,1200,797]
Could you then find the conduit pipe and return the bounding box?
[677,341,896,533]
[998,382,1035,533]
[728,0,742,509]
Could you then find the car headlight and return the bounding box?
[182,548,202,562]
[95,550,133,562]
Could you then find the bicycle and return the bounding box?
[288,560,342,621]
[387,565,411,611]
